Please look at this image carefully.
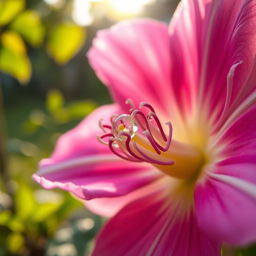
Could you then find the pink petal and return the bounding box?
[86,178,166,217]
[213,104,256,158]
[169,0,256,125]
[33,104,160,200]
[41,104,119,165]
[195,170,256,245]
[196,93,256,246]
[92,186,221,256]
[85,195,137,218]
[216,155,256,184]
[87,19,177,118]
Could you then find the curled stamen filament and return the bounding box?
[98,102,174,166]
[125,98,136,112]
[97,133,114,145]
[99,119,112,133]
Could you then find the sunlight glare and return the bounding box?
[44,0,59,4]
[106,0,152,14]
[72,0,93,26]
[44,0,63,7]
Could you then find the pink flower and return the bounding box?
[33,0,256,255]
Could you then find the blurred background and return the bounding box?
[0,0,255,255]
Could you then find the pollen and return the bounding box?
[98,100,204,180]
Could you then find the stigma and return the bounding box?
[97,100,203,180]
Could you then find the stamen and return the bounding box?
[125,98,136,112]
[97,133,114,145]
[97,101,174,166]
[143,130,161,154]
[133,142,174,165]
[131,110,172,152]
[139,102,156,113]
[146,112,167,141]
[118,132,144,161]
[109,138,141,162]
[131,109,149,130]
[112,114,138,138]
[98,119,112,133]
[97,100,203,180]
[110,114,119,126]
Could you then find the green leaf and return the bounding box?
[0,211,11,225]
[7,217,24,232]
[66,101,97,119]
[7,233,24,253]
[0,211,25,233]
[47,23,86,64]
[11,10,45,47]
[32,203,61,222]
[46,90,64,114]
[15,184,36,221]
[1,30,26,55]
[0,31,31,83]
[0,0,24,26]
[22,109,46,134]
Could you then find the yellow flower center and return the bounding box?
[98,101,206,180]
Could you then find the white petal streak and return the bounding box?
[210,173,256,198]
[37,154,122,176]
[220,62,243,121]
[213,90,256,144]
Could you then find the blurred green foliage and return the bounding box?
[238,245,256,256]
[0,0,42,83]
[11,10,45,47]
[0,0,25,26]
[0,0,86,84]
[0,185,81,255]
[1,89,99,256]
[47,23,85,64]
[45,213,102,256]
[0,30,31,83]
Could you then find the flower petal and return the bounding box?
[169,0,256,125]
[92,183,221,256]
[33,104,160,200]
[212,104,256,158]
[216,155,256,184]
[41,104,119,165]
[85,179,162,217]
[87,19,177,119]
[195,169,256,245]
[196,102,256,245]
